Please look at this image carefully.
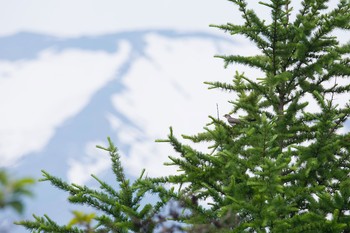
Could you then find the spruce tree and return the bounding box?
[17,0,350,232]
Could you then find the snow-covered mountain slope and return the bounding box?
[0,30,243,231]
[1,29,349,233]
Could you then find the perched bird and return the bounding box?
[223,114,241,126]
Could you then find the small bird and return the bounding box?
[223,114,241,126]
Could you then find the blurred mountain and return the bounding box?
[0,30,236,232]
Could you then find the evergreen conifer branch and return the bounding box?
[17,138,183,233]
[19,214,84,233]
[17,0,350,232]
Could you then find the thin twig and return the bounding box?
[330,76,337,106]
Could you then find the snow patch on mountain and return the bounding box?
[110,33,236,178]
[0,41,130,166]
[67,140,109,184]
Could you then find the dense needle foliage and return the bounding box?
[17,0,350,232]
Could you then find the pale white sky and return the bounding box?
[0,1,344,40]
[0,0,238,37]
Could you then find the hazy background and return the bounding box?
[0,0,347,232]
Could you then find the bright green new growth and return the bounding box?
[17,0,350,232]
